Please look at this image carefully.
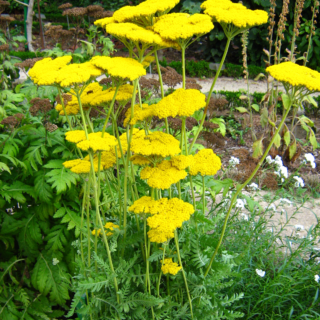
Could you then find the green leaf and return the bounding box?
[251,104,260,112]
[274,133,281,148]
[284,130,290,146]
[252,138,264,158]
[303,94,318,107]
[260,107,268,128]
[34,171,53,203]
[0,161,11,173]
[289,139,297,159]
[210,118,226,136]
[281,94,291,109]
[235,107,249,113]
[309,129,318,150]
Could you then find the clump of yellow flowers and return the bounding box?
[161,258,182,275]
[92,222,119,237]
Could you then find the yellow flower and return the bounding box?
[131,131,180,158]
[112,0,180,24]
[106,22,176,48]
[170,155,195,170]
[140,160,187,190]
[128,196,161,215]
[65,130,87,143]
[189,149,221,176]
[29,56,72,86]
[91,56,146,81]
[63,159,103,174]
[152,13,214,42]
[266,61,320,92]
[76,132,117,152]
[55,62,103,87]
[94,16,115,27]
[130,154,151,166]
[153,88,206,118]
[92,222,119,237]
[161,258,182,275]
[142,55,155,68]
[123,103,154,127]
[201,0,268,29]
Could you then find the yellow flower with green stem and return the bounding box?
[189,0,268,153]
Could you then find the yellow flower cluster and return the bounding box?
[115,129,146,157]
[161,258,182,275]
[130,154,151,165]
[152,13,214,41]
[92,222,119,237]
[65,130,117,152]
[142,55,155,68]
[266,62,320,92]
[55,61,103,87]
[55,83,135,115]
[29,56,72,86]
[106,22,175,48]
[63,159,102,174]
[112,0,180,24]
[131,131,180,158]
[94,16,115,28]
[201,0,268,29]
[153,88,206,118]
[140,159,187,189]
[147,198,194,243]
[170,155,195,170]
[129,196,194,243]
[123,103,154,127]
[91,56,146,81]
[189,149,221,176]
[83,151,117,170]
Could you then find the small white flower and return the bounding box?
[241,213,249,221]
[265,155,274,164]
[265,203,276,211]
[274,155,283,167]
[235,199,245,209]
[248,182,259,191]
[293,176,305,188]
[229,156,240,167]
[255,269,266,277]
[52,258,59,266]
[315,275,320,283]
[280,198,292,206]
[294,224,304,231]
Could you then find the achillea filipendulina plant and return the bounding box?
[26,0,320,319]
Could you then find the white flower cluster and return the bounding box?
[255,269,266,277]
[293,176,305,188]
[52,258,59,265]
[247,182,259,191]
[264,203,276,212]
[235,198,247,209]
[266,155,288,182]
[302,153,316,169]
[229,156,240,168]
[315,275,320,283]
[279,198,292,206]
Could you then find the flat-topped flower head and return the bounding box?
[152,13,214,42]
[123,103,154,127]
[147,197,194,243]
[83,151,117,170]
[266,62,320,92]
[140,159,187,189]
[65,130,117,152]
[161,258,182,275]
[129,196,159,215]
[201,0,268,29]
[91,56,146,81]
[76,132,117,152]
[55,62,102,87]
[153,88,206,118]
[63,158,102,174]
[189,148,221,176]
[130,154,151,166]
[113,0,179,25]
[113,129,146,157]
[142,55,155,68]
[94,16,115,27]
[29,56,72,86]
[106,22,176,48]
[170,155,195,170]
[131,131,181,158]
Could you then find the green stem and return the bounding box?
[102,86,119,136]
[174,229,193,319]
[167,274,170,296]
[58,87,73,130]
[204,99,293,277]
[76,90,89,140]
[157,244,166,297]
[188,37,231,154]
[182,46,186,90]
[202,176,205,216]
[89,153,120,303]
[86,177,91,268]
